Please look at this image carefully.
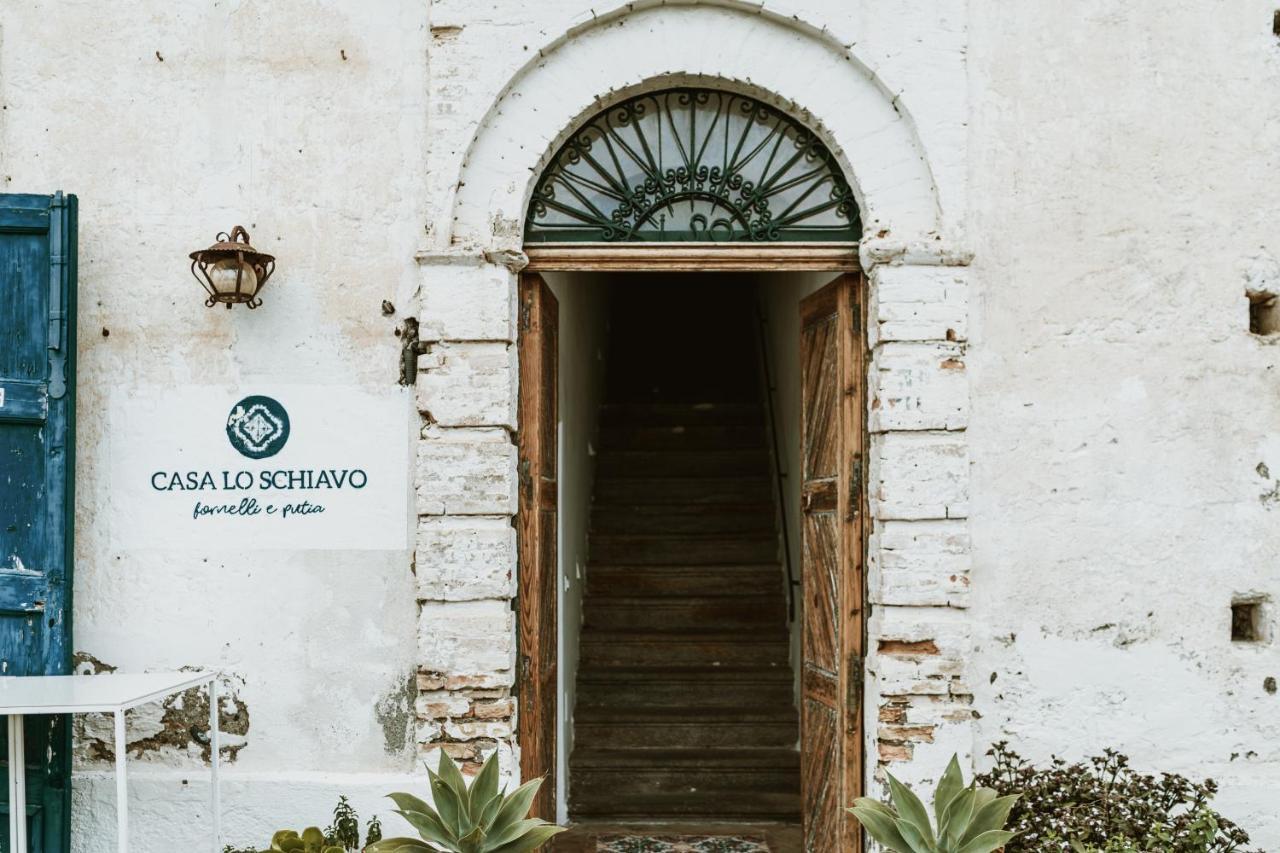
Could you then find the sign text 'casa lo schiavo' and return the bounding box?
[110,387,410,550]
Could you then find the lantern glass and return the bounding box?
[206,258,259,298]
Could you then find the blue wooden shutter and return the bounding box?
[0,192,77,853]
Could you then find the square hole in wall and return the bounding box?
[1231,598,1267,642]
[1248,290,1279,335]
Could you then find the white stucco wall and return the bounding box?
[1,0,1277,848]
[966,1,1280,843]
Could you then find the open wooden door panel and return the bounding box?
[516,273,559,821]
[799,273,866,852]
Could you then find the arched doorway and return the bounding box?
[515,86,868,851]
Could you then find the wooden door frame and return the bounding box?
[514,243,867,833]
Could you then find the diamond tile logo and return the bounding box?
[226,395,291,459]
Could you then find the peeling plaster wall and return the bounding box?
[967,1,1280,845]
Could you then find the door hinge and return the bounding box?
[519,457,533,500]
[46,192,68,398]
[848,453,863,519]
[846,652,865,721]
[520,296,533,332]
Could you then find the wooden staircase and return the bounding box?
[569,401,801,822]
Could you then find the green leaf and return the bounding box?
[849,806,912,852]
[469,752,500,819]
[271,830,300,851]
[485,825,566,853]
[956,830,1017,853]
[429,766,466,839]
[388,792,436,819]
[934,756,965,827]
[437,750,469,798]
[393,809,455,849]
[476,791,504,832]
[896,818,935,853]
[458,824,487,853]
[488,778,544,833]
[483,819,546,851]
[364,839,436,853]
[887,773,935,846]
[960,795,1019,844]
[941,786,976,845]
[851,797,899,819]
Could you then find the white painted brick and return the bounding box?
[416,427,517,515]
[871,432,969,520]
[418,600,513,677]
[869,266,969,345]
[416,342,516,428]
[870,341,968,432]
[416,516,516,601]
[874,604,972,654]
[443,719,514,740]
[419,263,516,341]
[870,520,971,608]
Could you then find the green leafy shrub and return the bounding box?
[974,742,1256,852]
[366,750,564,853]
[849,754,1019,853]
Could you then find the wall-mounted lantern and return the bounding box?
[189,226,276,309]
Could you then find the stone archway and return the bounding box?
[412,0,976,826]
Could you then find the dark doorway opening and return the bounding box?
[569,276,799,826]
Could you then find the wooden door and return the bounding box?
[0,192,78,853]
[799,274,865,852]
[516,273,559,820]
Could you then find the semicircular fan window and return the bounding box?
[525,88,861,243]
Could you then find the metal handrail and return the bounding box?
[752,294,800,623]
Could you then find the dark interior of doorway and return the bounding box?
[567,275,801,835]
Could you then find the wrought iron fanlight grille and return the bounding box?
[525,88,861,243]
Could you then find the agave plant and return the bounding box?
[849,755,1019,853]
[366,751,564,853]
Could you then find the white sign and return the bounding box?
[108,386,412,550]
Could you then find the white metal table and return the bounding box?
[0,672,221,853]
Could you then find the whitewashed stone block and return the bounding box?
[418,600,513,677]
[416,342,516,428]
[416,427,516,515]
[870,519,971,608]
[416,516,515,601]
[419,263,515,342]
[869,266,968,345]
[871,432,969,520]
[870,341,968,432]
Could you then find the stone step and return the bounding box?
[589,534,778,565]
[574,714,798,749]
[591,504,776,535]
[597,424,767,451]
[582,596,786,631]
[599,403,764,427]
[596,449,771,478]
[570,788,801,821]
[593,476,773,505]
[575,677,795,710]
[570,748,799,799]
[586,564,784,598]
[578,632,791,669]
